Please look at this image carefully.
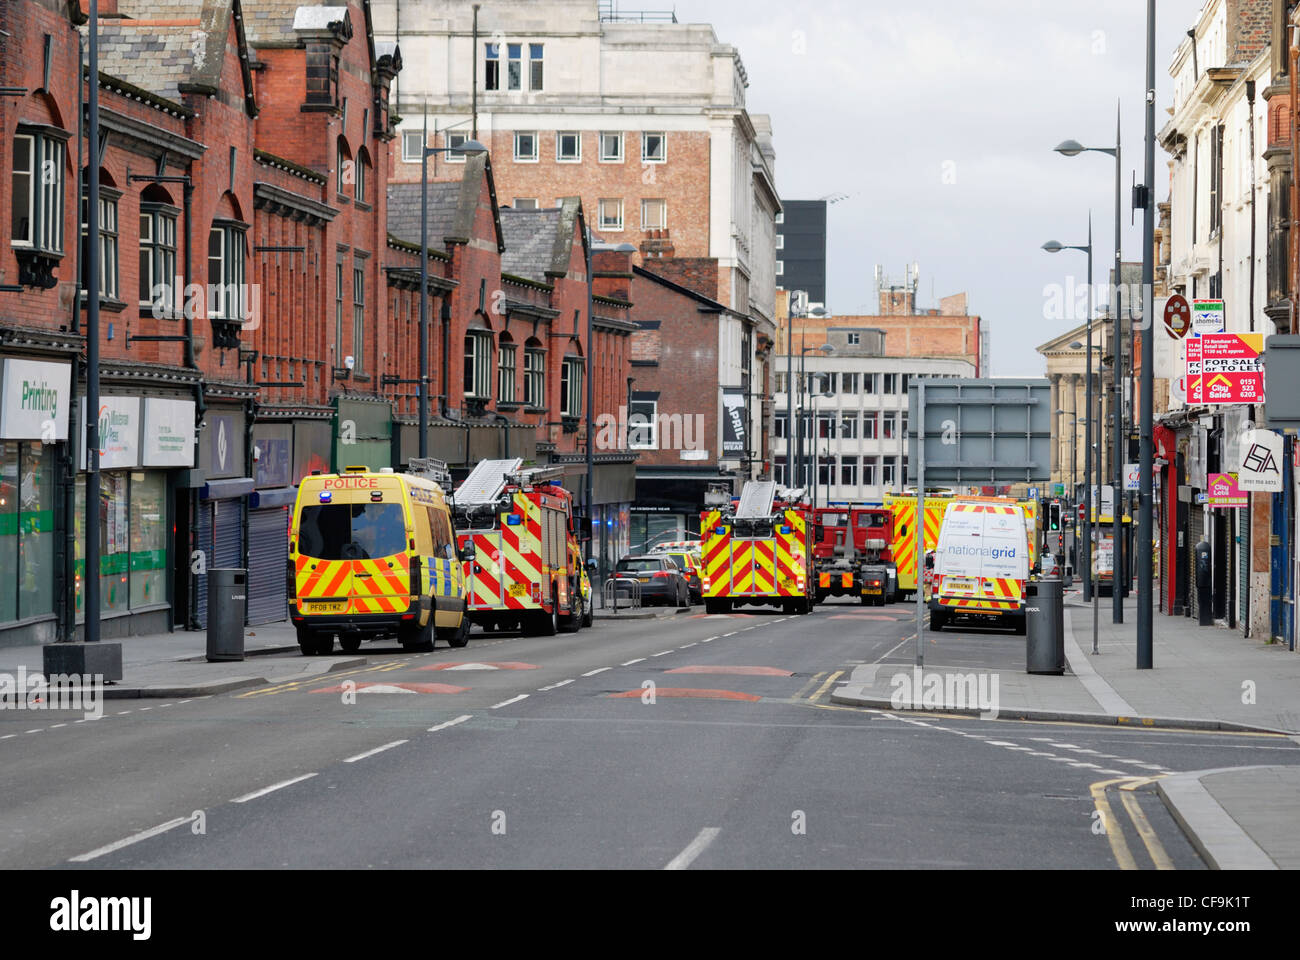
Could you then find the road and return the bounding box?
[3,598,1296,869]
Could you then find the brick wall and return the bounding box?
[1228,0,1272,65]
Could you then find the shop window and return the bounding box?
[129,471,166,608]
[73,469,168,619]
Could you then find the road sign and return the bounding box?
[1191,299,1224,335]
[1163,294,1191,337]
[1187,333,1265,405]
[1238,428,1284,492]
[1028,486,1039,500]
[1207,473,1247,508]
[906,378,1050,484]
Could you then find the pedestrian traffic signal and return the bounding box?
[1049,502,1061,531]
[1077,503,1086,524]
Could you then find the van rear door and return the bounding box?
[295,484,410,615]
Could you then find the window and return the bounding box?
[848,332,860,345]
[445,131,468,163]
[557,131,581,162]
[641,198,666,230]
[336,137,351,195]
[355,151,369,203]
[11,132,65,253]
[900,373,910,394]
[498,337,517,402]
[139,206,177,314]
[598,198,623,231]
[775,211,784,225]
[882,414,897,440]
[862,373,877,394]
[628,399,657,449]
[774,414,788,439]
[0,443,57,622]
[840,457,858,487]
[863,412,878,439]
[334,260,344,360]
[842,372,858,393]
[776,234,784,250]
[485,43,500,90]
[507,43,522,91]
[352,263,366,373]
[883,460,896,488]
[818,460,833,488]
[821,372,837,394]
[600,131,624,162]
[464,330,493,398]
[524,341,545,406]
[817,414,835,439]
[81,189,119,301]
[863,459,877,487]
[1209,123,1224,237]
[776,261,784,277]
[514,131,538,162]
[775,373,786,394]
[529,43,544,90]
[561,357,584,417]
[774,455,787,486]
[642,132,666,163]
[512,198,539,210]
[839,413,858,439]
[207,224,245,321]
[402,130,424,163]
[882,373,897,394]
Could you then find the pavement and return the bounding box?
[830,587,1300,870]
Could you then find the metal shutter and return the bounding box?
[195,502,213,630]
[197,498,245,629]
[247,506,288,625]
[1188,506,1204,620]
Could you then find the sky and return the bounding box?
[675,0,1210,376]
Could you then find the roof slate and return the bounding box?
[499,209,562,283]
[386,181,464,249]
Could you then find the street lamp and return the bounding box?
[1043,219,1093,601]
[1056,113,1126,624]
[799,342,834,497]
[1072,339,1106,656]
[416,112,487,458]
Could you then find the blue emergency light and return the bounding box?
[506,514,523,525]
[319,491,332,503]
[778,525,792,534]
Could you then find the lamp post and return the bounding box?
[1072,340,1105,655]
[1056,115,1125,624]
[799,342,834,496]
[416,111,486,458]
[1044,223,1094,599]
[785,292,808,491]
[1137,0,1156,669]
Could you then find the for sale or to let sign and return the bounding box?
[1186,333,1265,404]
[1207,472,1248,508]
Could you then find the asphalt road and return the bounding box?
[3,598,1296,869]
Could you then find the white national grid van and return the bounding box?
[930,500,1030,634]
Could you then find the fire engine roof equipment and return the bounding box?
[735,480,778,519]
[455,458,524,505]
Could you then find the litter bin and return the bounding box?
[207,568,247,662]
[1025,577,1064,675]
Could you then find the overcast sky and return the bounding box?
[678,0,1208,376]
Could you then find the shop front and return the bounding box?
[631,470,727,554]
[193,406,250,630]
[249,422,296,625]
[0,357,71,646]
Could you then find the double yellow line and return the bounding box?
[1090,777,1175,870]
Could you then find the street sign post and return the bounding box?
[907,378,1050,666]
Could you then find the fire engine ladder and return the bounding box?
[735,481,777,520]
[455,458,523,505]
[507,466,568,488]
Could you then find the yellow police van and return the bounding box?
[289,460,474,655]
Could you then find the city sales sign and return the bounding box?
[1186,333,1265,404]
[0,358,71,441]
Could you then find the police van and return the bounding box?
[929,499,1030,634]
[289,461,475,655]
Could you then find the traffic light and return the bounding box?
[1077,503,1086,525]
[1049,501,1061,531]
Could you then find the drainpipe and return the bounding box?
[472,4,480,140]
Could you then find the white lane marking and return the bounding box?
[1025,751,1057,757]
[49,723,67,729]
[701,637,717,643]
[25,729,42,734]
[231,773,318,804]
[721,632,738,637]
[538,680,574,691]
[139,707,153,712]
[343,740,409,763]
[428,714,473,733]
[158,703,174,708]
[679,642,697,649]
[652,650,674,657]
[491,694,529,709]
[581,667,611,677]
[69,816,193,863]
[73,719,87,724]
[1005,746,1035,752]
[177,699,193,705]
[0,734,15,740]
[984,740,1016,747]
[621,658,646,666]
[116,711,132,716]
[664,827,721,870]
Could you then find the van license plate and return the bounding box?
[310,601,347,614]
[508,583,528,598]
